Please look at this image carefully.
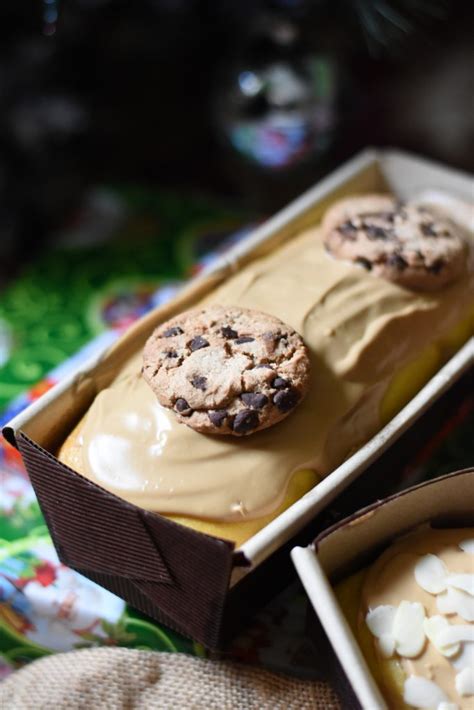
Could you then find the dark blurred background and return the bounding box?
[0,0,473,281]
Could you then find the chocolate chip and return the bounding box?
[255,364,273,369]
[420,222,437,237]
[428,258,444,274]
[337,221,357,239]
[387,253,408,270]
[263,331,286,352]
[235,336,255,344]
[365,225,390,240]
[241,392,268,409]
[191,376,207,390]
[163,326,183,337]
[189,335,209,351]
[233,409,259,434]
[395,200,407,215]
[165,351,178,358]
[175,398,192,416]
[221,326,238,339]
[272,377,289,389]
[273,388,299,412]
[208,409,228,427]
[354,256,373,271]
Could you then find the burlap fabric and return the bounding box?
[0,647,341,709]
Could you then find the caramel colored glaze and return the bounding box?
[58,223,474,522]
[360,527,474,709]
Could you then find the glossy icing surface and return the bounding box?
[60,218,474,521]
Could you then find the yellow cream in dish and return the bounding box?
[58,201,474,545]
[336,527,474,710]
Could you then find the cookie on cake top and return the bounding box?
[143,305,311,436]
[322,194,468,290]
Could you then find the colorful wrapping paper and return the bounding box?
[0,188,252,674]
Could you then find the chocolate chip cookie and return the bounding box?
[322,194,468,290]
[143,306,311,435]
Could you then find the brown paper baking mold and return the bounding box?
[15,432,236,647]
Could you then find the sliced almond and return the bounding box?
[423,616,460,657]
[437,625,474,646]
[452,641,474,672]
[455,667,474,697]
[459,539,474,555]
[446,574,474,597]
[377,634,395,658]
[393,601,426,658]
[403,676,448,708]
[437,587,474,622]
[366,605,396,638]
[415,554,448,594]
[437,588,455,615]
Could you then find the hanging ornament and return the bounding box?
[42,0,60,36]
[214,12,338,174]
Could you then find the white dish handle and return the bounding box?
[291,545,388,710]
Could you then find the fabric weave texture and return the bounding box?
[0,647,341,709]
